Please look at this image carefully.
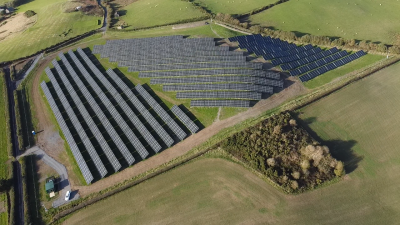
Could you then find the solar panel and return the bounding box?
[46,66,108,178]
[106,69,174,147]
[163,83,273,93]
[41,82,94,184]
[176,91,262,100]
[170,105,199,134]
[59,53,127,170]
[191,100,251,107]
[135,84,187,140]
[150,76,283,87]
[77,48,162,154]
[139,69,280,80]
[67,50,147,161]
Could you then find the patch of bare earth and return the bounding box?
[0,13,36,41]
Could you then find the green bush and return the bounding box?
[24,10,36,18]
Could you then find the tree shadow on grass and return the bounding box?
[293,113,363,174]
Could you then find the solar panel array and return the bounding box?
[191,100,251,108]
[41,48,200,183]
[229,34,367,82]
[93,36,284,108]
[176,91,262,100]
[41,82,94,184]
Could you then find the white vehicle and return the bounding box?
[65,191,70,201]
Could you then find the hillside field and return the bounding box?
[62,62,400,224]
[193,0,276,15]
[119,0,206,29]
[0,0,101,62]
[249,0,400,45]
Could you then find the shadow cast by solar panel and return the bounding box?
[47,82,104,181]
[57,56,131,172]
[69,55,140,169]
[293,113,362,174]
[110,68,171,151]
[177,104,204,131]
[132,86,182,143]
[141,83,191,139]
[82,48,108,74]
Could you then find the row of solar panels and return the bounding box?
[271,47,322,66]
[191,100,251,108]
[41,49,200,183]
[299,51,366,82]
[138,69,281,80]
[176,91,262,100]
[127,61,263,72]
[150,76,283,87]
[289,50,349,76]
[281,47,339,71]
[118,55,247,67]
[163,83,273,94]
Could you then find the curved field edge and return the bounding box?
[46,55,400,224]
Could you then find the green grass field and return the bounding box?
[193,0,276,15]
[120,0,205,29]
[302,54,385,89]
[62,62,400,224]
[0,0,101,62]
[249,0,400,45]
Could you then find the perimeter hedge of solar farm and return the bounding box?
[41,34,367,184]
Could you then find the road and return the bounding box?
[18,146,79,208]
[97,0,107,33]
[4,67,24,225]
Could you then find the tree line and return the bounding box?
[219,112,344,193]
